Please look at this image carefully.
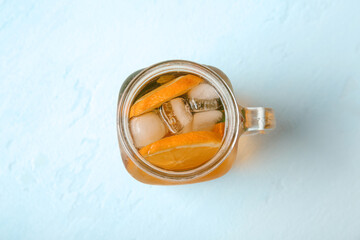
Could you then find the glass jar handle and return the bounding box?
[242,107,276,135]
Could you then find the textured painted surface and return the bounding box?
[1,0,360,239]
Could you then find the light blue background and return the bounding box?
[1,0,360,239]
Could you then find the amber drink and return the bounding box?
[117,60,275,185]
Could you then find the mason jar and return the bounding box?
[117,60,275,185]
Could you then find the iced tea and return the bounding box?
[128,73,227,172]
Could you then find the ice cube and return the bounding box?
[192,110,223,131]
[160,98,193,134]
[188,98,221,112]
[130,112,167,148]
[181,122,193,134]
[187,83,221,112]
[188,83,220,99]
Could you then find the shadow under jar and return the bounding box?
[117,60,275,185]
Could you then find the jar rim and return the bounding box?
[117,60,240,182]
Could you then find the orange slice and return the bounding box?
[139,131,222,171]
[213,122,225,137]
[130,74,202,118]
[156,74,176,84]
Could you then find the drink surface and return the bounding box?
[128,73,226,171]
